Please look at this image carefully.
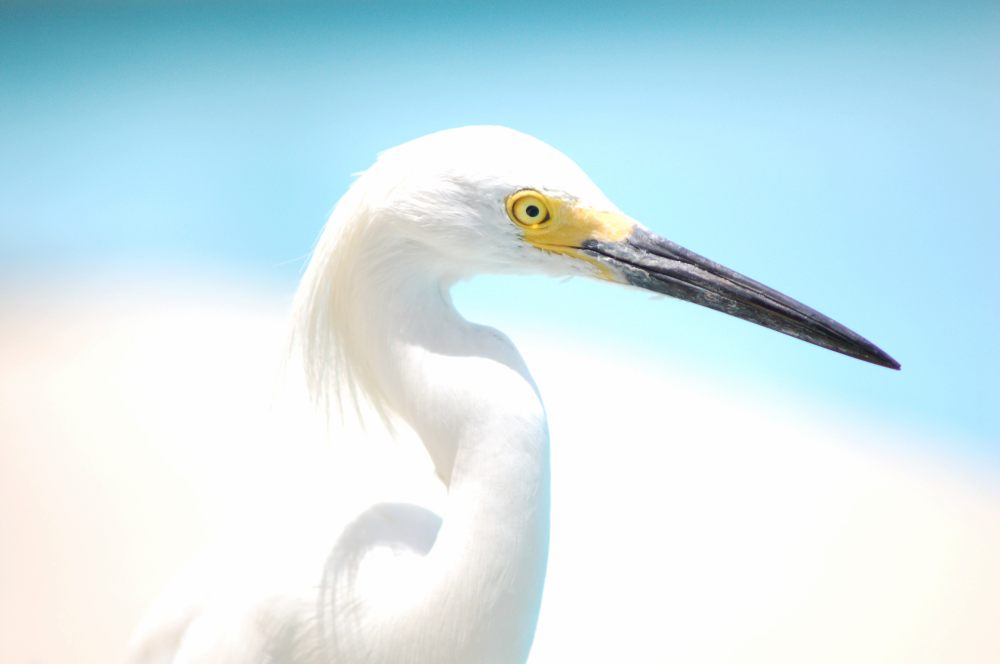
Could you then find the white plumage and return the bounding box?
[127,126,899,663]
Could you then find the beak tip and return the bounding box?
[864,346,901,371]
[881,355,902,371]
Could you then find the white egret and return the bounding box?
[127,126,898,664]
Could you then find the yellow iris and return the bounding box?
[506,190,551,227]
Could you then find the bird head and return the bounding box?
[353,126,898,369]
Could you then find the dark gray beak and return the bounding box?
[580,226,900,370]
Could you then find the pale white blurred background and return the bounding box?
[2,278,997,663]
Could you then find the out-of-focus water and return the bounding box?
[1,1,997,460]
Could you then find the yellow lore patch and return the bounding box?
[505,189,635,279]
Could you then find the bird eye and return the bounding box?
[507,190,551,227]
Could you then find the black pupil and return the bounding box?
[525,205,540,218]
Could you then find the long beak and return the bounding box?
[580,226,900,370]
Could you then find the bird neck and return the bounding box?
[338,242,551,663]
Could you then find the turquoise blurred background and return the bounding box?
[2,1,997,463]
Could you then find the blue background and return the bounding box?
[2,1,997,464]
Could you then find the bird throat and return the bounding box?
[331,256,552,663]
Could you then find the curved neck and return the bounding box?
[320,238,550,664]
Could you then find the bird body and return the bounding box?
[128,126,897,663]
